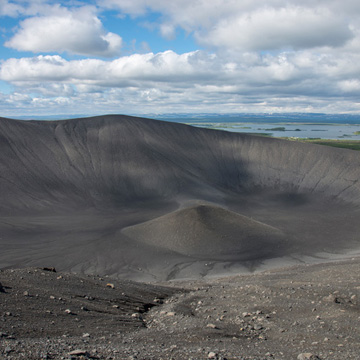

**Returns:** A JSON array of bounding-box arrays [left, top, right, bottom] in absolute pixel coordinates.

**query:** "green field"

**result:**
[[290, 139, 360, 151]]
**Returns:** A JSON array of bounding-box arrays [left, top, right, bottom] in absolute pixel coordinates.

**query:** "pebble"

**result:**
[[297, 353, 320, 360], [208, 351, 217, 359], [323, 294, 339, 303], [68, 349, 90, 356], [42, 267, 56, 272], [206, 323, 217, 329]]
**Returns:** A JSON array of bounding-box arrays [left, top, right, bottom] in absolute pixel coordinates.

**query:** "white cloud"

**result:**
[[6, 91, 32, 104], [0, 0, 67, 18], [1, 0, 360, 115], [159, 23, 176, 40], [1, 48, 360, 115], [98, 0, 358, 51], [4, 1, 360, 54], [338, 79, 360, 93], [199, 7, 353, 51], [0, 55, 71, 82], [0, 51, 219, 85], [0, 0, 23, 17], [5, 6, 122, 57]]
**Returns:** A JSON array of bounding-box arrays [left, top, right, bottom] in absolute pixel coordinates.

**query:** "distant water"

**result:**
[[12, 113, 360, 140], [188, 122, 360, 140], [158, 114, 360, 140]]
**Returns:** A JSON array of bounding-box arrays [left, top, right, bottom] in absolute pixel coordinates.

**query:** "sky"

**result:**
[[1, 0, 360, 118]]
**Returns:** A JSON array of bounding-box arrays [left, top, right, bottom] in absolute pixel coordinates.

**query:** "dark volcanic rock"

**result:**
[[2, 260, 359, 359], [0, 267, 178, 340]]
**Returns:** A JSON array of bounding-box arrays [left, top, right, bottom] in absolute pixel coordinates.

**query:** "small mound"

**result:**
[[122, 204, 288, 260]]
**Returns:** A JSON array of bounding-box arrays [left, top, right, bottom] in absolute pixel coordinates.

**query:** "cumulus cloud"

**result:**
[[0, 51, 219, 85], [5, 6, 122, 57], [1, 0, 360, 115], [199, 7, 353, 51], [1, 49, 360, 109], [98, 0, 359, 53]]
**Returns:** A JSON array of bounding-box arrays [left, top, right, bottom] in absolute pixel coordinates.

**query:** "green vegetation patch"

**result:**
[[300, 139, 360, 151], [265, 127, 286, 131], [247, 132, 273, 137]]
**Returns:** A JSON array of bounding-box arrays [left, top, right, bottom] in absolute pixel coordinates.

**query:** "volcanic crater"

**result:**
[[1, 114, 359, 280]]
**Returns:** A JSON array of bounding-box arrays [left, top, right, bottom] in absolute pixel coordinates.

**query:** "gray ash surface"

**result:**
[[1, 258, 359, 359]]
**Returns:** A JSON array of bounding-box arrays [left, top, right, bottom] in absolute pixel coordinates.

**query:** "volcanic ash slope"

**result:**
[[122, 204, 288, 260], [0, 115, 360, 280]]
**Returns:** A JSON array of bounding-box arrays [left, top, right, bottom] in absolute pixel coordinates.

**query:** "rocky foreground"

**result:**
[[1, 258, 359, 360]]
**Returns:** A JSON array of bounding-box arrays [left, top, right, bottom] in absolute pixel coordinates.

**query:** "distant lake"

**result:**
[[186, 122, 360, 140], [156, 113, 360, 140], [16, 113, 360, 140]]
